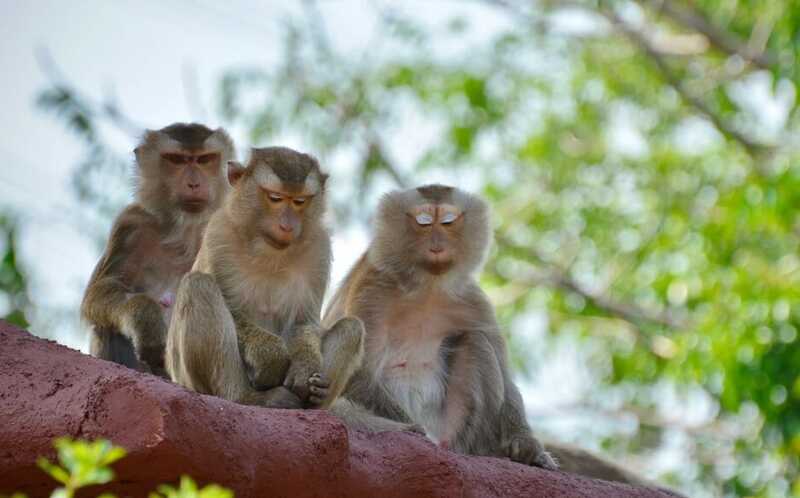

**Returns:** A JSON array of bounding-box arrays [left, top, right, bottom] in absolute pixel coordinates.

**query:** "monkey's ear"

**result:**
[[133, 146, 144, 166], [227, 161, 246, 186], [320, 172, 329, 186]]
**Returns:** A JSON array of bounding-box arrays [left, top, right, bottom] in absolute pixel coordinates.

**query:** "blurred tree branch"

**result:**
[[495, 234, 685, 330], [596, 4, 769, 158], [36, 47, 144, 140], [641, 0, 777, 69]]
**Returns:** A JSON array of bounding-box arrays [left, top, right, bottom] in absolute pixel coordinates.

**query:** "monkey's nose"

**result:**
[[187, 182, 200, 190], [279, 223, 294, 233]]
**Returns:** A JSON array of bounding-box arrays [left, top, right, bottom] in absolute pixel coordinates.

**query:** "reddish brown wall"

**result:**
[[0, 322, 678, 498]]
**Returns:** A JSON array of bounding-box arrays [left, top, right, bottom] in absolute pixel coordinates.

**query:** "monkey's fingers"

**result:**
[[308, 373, 330, 388], [307, 385, 330, 407], [533, 451, 559, 471], [407, 424, 425, 435]]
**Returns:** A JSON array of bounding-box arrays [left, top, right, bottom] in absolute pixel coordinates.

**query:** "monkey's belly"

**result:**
[[382, 361, 448, 441]]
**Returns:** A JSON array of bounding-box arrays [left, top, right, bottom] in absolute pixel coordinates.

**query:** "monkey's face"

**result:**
[[232, 158, 325, 251], [373, 185, 491, 281], [407, 203, 464, 274], [256, 184, 316, 249], [160, 151, 224, 214]]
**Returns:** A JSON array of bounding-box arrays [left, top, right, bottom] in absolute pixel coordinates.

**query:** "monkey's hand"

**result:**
[[124, 294, 168, 374], [504, 434, 558, 470], [283, 359, 325, 405], [242, 339, 291, 390]]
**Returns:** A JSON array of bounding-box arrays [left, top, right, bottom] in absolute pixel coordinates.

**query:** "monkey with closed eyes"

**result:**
[[81, 123, 236, 377], [325, 185, 668, 488], [324, 184, 557, 468]]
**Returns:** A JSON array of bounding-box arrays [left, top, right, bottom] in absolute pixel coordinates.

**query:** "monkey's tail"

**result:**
[[544, 442, 684, 496]]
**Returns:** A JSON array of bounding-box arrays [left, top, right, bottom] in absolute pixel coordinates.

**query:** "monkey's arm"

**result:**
[[438, 331, 503, 449], [231, 312, 291, 390], [282, 321, 326, 403], [283, 259, 330, 404], [460, 287, 557, 469], [491, 337, 558, 469], [81, 209, 167, 371]]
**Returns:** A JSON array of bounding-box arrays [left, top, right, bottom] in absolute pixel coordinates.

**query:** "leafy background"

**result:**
[[2, 1, 799, 497]]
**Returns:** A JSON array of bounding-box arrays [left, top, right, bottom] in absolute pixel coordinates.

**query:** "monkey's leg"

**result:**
[[167, 272, 301, 409], [313, 316, 365, 409]]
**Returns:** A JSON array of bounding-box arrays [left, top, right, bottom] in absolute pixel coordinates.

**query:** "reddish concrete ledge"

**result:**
[[0, 321, 678, 498]]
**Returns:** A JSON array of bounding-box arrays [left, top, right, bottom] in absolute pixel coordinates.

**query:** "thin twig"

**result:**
[[643, 0, 776, 69], [597, 6, 769, 158], [496, 233, 684, 329]]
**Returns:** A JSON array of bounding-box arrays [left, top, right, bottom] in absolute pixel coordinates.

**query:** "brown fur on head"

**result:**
[[369, 184, 491, 283], [225, 146, 328, 252], [134, 123, 236, 221]]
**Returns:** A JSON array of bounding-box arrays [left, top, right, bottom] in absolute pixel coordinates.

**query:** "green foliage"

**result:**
[[6, 438, 232, 498], [37, 438, 126, 498], [0, 214, 30, 328], [150, 477, 233, 498]]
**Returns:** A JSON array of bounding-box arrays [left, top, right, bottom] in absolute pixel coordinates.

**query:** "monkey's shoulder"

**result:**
[[107, 205, 163, 248]]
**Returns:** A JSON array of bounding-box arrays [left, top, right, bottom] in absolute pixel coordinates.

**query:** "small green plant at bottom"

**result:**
[[2, 438, 232, 498]]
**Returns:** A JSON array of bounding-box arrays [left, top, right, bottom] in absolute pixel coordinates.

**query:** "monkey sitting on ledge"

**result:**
[[325, 184, 661, 485], [166, 147, 366, 410], [324, 184, 556, 469], [81, 123, 236, 378]]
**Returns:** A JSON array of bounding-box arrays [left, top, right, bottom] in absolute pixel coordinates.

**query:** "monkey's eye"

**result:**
[[267, 193, 284, 203], [162, 153, 188, 164], [440, 212, 458, 225], [415, 213, 434, 226], [197, 153, 219, 164], [293, 197, 307, 206]]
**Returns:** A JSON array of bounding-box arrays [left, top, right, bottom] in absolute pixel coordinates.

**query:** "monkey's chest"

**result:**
[[234, 273, 313, 335], [133, 258, 188, 324], [370, 311, 455, 440], [379, 338, 448, 440]]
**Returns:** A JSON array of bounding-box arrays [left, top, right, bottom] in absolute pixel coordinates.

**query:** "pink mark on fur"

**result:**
[[392, 361, 408, 369], [159, 292, 175, 309]]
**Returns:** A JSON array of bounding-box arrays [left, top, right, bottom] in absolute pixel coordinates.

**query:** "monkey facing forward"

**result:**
[[166, 147, 365, 409], [81, 123, 236, 377], [325, 184, 667, 486], [324, 184, 557, 468]]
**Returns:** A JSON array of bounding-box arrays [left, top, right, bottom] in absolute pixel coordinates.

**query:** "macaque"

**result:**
[[81, 123, 235, 377], [324, 184, 664, 485], [166, 147, 366, 409], [323, 184, 556, 468]]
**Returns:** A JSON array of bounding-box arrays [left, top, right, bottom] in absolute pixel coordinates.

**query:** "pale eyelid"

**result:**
[[440, 212, 459, 224], [415, 213, 434, 226]]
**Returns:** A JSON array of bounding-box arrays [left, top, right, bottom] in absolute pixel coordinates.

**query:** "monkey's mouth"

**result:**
[[263, 234, 292, 250], [424, 259, 454, 275], [180, 199, 208, 213]]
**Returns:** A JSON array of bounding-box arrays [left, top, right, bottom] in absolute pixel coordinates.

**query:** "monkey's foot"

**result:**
[[307, 373, 331, 407], [506, 436, 559, 470]]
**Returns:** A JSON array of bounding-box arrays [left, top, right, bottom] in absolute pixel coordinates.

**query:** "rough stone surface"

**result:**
[[0, 321, 679, 498]]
